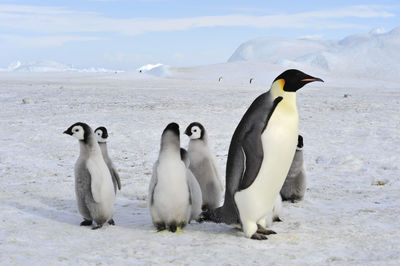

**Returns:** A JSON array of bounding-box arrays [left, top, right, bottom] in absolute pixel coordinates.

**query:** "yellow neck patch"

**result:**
[[278, 79, 285, 92]]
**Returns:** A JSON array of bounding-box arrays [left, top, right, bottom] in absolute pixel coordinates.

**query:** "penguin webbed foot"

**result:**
[[169, 223, 177, 233], [256, 224, 276, 235], [196, 216, 205, 223], [155, 222, 166, 232], [199, 208, 222, 223], [80, 219, 93, 226], [108, 219, 115, 226], [251, 233, 268, 240], [92, 224, 103, 230]]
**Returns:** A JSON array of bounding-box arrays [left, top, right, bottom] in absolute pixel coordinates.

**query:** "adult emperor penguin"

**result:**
[[148, 123, 192, 232], [204, 69, 323, 240], [180, 148, 203, 222], [184, 122, 223, 211], [280, 135, 306, 202], [64, 122, 115, 229], [94, 126, 122, 194]]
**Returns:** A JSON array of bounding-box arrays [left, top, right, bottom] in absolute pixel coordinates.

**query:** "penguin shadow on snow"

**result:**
[[6, 195, 79, 226]]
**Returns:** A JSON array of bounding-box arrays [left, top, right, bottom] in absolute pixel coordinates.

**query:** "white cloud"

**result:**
[[0, 34, 102, 47], [0, 4, 395, 38]]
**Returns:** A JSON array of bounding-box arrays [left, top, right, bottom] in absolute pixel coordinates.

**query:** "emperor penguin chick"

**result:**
[[148, 123, 191, 232], [180, 148, 203, 222], [64, 122, 115, 229], [184, 122, 223, 211], [94, 126, 122, 194], [280, 135, 306, 202]]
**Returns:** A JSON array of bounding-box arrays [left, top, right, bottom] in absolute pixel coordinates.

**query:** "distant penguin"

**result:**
[[148, 123, 192, 232], [218, 76, 223, 82], [250, 78, 254, 84], [184, 122, 223, 211], [94, 126, 121, 194], [204, 69, 323, 239], [64, 122, 115, 229], [180, 148, 203, 222], [280, 135, 306, 202]]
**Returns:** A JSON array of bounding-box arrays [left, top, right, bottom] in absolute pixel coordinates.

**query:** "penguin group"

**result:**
[[64, 123, 120, 229], [63, 69, 322, 239]]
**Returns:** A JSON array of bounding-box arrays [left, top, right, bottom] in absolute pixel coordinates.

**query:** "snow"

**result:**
[[137, 63, 163, 72], [1, 26, 400, 263], [137, 63, 171, 78], [229, 27, 400, 81], [0, 62, 399, 265]]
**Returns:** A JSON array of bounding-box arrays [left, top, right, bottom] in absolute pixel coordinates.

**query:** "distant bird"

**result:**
[[280, 135, 306, 202], [203, 69, 323, 240], [94, 126, 121, 194], [180, 148, 203, 222], [185, 122, 223, 211], [64, 122, 115, 229], [218, 76, 223, 82], [250, 78, 254, 84], [148, 123, 192, 232]]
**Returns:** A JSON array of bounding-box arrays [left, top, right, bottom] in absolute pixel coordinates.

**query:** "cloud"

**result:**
[[0, 4, 395, 38], [0, 34, 102, 47]]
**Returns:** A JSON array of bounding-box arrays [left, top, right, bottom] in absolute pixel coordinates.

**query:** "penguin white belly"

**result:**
[[235, 101, 298, 237], [153, 160, 190, 223], [86, 154, 115, 214]]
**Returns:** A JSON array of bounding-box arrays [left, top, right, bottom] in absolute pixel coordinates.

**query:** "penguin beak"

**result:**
[[184, 128, 191, 136], [301, 77, 324, 83], [63, 128, 73, 135]]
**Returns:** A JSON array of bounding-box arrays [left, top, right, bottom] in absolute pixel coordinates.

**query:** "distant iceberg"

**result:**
[[228, 26, 400, 80], [137, 63, 171, 77]]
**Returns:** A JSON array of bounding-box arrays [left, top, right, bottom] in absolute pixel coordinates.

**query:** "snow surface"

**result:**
[[0, 61, 399, 265]]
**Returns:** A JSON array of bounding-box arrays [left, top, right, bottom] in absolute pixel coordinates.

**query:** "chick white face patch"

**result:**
[[190, 126, 202, 140]]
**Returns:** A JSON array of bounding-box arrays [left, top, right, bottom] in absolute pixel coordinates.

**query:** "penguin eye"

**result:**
[[74, 128, 79, 132]]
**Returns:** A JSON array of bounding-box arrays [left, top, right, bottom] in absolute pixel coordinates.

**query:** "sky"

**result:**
[[0, 0, 399, 70]]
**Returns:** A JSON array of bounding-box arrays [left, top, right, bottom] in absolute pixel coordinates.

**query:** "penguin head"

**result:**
[[161, 122, 180, 149], [273, 69, 323, 92], [297, 135, 304, 150], [94, 126, 108, 143], [64, 122, 91, 142], [185, 122, 205, 140]]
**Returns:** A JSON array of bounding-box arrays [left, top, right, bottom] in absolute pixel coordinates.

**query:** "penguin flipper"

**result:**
[[111, 166, 121, 190], [238, 96, 283, 191], [148, 161, 159, 206]]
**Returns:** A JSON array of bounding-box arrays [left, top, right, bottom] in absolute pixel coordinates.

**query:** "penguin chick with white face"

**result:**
[[203, 69, 323, 240], [184, 122, 223, 212], [280, 135, 306, 202], [148, 123, 191, 232], [180, 148, 203, 222], [94, 126, 122, 194], [64, 122, 115, 229]]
